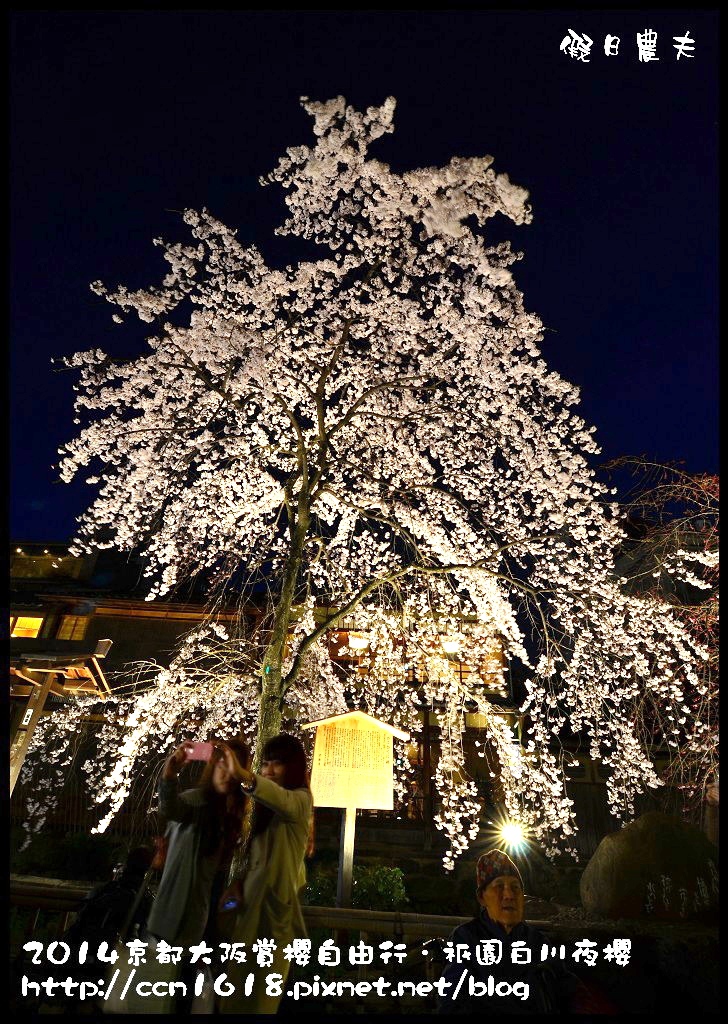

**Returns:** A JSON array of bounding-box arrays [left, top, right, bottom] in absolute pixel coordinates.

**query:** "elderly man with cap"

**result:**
[[438, 849, 578, 1014]]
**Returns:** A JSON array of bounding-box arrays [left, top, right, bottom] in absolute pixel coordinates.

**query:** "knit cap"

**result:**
[[476, 849, 523, 892]]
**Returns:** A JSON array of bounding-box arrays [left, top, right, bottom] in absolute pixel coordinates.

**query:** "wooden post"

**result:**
[[10, 670, 57, 794], [336, 805, 357, 908], [302, 710, 410, 924], [704, 782, 719, 846]]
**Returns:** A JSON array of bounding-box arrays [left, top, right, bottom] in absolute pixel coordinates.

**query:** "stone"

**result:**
[[580, 812, 718, 921]]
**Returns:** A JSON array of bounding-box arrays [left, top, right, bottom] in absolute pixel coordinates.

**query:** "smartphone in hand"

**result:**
[[184, 741, 214, 762]]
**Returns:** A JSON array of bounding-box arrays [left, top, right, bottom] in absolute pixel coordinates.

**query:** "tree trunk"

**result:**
[[254, 503, 310, 754], [228, 502, 310, 882], [227, 676, 285, 881], [256, 673, 284, 766]]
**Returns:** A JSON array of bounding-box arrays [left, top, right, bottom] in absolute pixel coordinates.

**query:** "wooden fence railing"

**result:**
[[11, 873, 577, 966], [10, 875, 93, 953], [10, 874, 473, 952]]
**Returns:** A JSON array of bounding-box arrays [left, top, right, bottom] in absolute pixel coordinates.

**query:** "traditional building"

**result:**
[[11, 538, 684, 858]]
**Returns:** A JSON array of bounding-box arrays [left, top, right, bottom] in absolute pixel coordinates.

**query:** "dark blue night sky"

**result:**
[[10, 11, 718, 542]]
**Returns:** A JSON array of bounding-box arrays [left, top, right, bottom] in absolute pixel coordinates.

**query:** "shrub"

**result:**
[[304, 863, 408, 910]]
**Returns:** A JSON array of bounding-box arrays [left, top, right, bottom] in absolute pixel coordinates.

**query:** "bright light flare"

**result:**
[[499, 821, 526, 849]]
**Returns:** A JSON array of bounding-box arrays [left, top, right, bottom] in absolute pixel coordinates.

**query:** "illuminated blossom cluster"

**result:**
[[605, 461, 719, 816], [20, 97, 709, 867]]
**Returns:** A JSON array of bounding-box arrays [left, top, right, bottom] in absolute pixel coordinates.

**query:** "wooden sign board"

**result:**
[[304, 710, 409, 810]]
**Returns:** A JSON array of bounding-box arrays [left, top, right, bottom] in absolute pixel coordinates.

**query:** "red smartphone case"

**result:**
[[185, 741, 214, 762]]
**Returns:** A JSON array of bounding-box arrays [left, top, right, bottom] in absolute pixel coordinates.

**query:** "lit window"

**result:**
[[10, 616, 44, 638], [57, 615, 89, 641]]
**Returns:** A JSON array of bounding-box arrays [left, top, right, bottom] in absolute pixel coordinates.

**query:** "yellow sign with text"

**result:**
[[304, 710, 409, 810]]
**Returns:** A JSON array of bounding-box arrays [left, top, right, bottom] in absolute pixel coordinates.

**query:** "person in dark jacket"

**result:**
[[146, 737, 250, 948], [138, 737, 250, 1013], [65, 844, 155, 954], [43, 846, 155, 1013], [438, 849, 577, 1014]]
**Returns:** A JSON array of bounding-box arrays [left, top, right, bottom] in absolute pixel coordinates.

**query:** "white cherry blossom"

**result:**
[[19, 97, 708, 867]]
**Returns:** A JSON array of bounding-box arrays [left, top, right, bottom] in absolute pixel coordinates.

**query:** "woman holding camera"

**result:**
[[146, 738, 250, 950], [216, 733, 314, 1015], [103, 739, 250, 1014]]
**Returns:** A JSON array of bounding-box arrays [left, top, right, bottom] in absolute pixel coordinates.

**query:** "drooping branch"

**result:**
[[27, 96, 707, 870]]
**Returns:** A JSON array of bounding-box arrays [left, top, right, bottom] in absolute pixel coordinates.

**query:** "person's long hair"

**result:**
[[251, 733, 315, 855], [198, 737, 250, 861]]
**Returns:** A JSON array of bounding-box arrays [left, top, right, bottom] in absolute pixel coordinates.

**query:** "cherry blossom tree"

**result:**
[[20, 97, 709, 867], [606, 458, 719, 819]]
